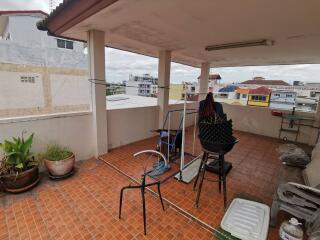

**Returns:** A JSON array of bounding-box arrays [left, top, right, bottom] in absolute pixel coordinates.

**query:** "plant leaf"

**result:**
[[15, 163, 23, 169]]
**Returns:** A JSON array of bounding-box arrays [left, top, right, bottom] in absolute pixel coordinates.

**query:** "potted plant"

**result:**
[[41, 144, 75, 178], [0, 133, 39, 193]]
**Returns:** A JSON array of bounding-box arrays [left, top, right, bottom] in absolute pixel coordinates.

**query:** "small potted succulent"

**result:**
[[42, 144, 75, 178], [0, 133, 39, 193]]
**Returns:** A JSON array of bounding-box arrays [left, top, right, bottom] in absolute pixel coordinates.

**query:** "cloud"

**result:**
[[0, 0, 51, 13]]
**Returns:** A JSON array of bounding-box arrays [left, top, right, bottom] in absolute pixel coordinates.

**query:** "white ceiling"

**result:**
[[61, 0, 320, 67]]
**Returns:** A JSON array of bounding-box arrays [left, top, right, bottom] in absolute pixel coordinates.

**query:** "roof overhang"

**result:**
[[38, 0, 320, 68]]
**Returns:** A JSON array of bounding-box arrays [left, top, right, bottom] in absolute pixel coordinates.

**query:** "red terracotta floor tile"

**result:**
[[100, 128, 304, 240]]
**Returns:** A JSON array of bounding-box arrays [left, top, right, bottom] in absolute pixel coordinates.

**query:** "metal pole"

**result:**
[[167, 112, 171, 161], [180, 89, 187, 177], [192, 113, 197, 156]]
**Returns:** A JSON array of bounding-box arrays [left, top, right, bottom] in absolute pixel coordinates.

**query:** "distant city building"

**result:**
[[235, 88, 250, 105], [310, 90, 320, 99], [295, 97, 318, 112], [182, 82, 198, 100], [247, 86, 271, 107], [293, 81, 304, 86], [269, 90, 297, 110], [106, 83, 125, 96], [169, 84, 184, 100], [125, 74, 158, 97], [213, 85, 238, 104], [305, 82, 320, 88]]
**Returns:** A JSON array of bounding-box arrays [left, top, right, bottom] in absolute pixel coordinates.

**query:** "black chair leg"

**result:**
[[193, 153, 205, 191], [141, 185, 147, 235], [195, 152, 207, 208], [221, 155, 227, 210], [218, 156, 222, 193], [157, 182, 165, 211], [119, 187, 125, 219]]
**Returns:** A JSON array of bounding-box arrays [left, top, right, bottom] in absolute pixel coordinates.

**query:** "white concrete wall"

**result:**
[[0, 71, 44, 109], [0, 112, 95, 160], [107, 106, 159, 149], [0, 103, 317, 162], [51, 74, 90, 106], [125, 81, 139, 95], [9, 16, 84, 53], [0, 16, 86, 69], [223, 103, 318, 145], [107, 102, 198, 149]]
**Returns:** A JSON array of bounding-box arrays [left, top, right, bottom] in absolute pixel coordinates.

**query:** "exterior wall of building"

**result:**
[[125, 80, 139, 95], [8, 15, 84, 52], [169, 84, 184, 100], [0, 15, 89, 118], [247, 94, 270, 107], [0, 63, 89, 118], [269, 91, 296, 110]]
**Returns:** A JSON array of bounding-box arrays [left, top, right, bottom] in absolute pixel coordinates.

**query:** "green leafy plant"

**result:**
[[41, 144, 72, 161], [0, 133, 38, 174]]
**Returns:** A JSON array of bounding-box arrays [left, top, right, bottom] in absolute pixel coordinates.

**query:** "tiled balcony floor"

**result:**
[[0, 129, 305, 239], [0, 159, 213, 240], [100, 128, 299, 239]]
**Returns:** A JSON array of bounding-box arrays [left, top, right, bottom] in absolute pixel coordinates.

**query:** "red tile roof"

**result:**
[[240, 79, 290, 86], [249, 86, 272, 95]]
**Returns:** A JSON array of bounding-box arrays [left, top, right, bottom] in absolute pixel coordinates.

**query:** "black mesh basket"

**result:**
[[198, 117, 237, 154]]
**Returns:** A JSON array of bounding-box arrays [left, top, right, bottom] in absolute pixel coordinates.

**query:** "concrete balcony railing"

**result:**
[[0, 102, 318, 160]]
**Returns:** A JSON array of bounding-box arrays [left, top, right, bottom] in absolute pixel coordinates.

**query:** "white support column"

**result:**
[[87, 30, 108, 156], [157, 50, 171, 128], [198, 62, 210, 101]]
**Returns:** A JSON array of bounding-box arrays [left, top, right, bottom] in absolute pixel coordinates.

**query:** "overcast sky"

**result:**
[[2, 0, 320, 84]]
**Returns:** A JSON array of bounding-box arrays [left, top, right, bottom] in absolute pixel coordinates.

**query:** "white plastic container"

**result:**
[[220, 198, 270, 240], [279, 218, 303, 240]]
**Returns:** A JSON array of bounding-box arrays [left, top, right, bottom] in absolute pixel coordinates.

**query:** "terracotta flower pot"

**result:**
[[1, 166, 39, 193], [44, 154, 75, 176]]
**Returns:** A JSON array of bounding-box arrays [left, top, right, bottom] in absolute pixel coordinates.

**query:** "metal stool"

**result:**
[[193, 149, 228, 210]]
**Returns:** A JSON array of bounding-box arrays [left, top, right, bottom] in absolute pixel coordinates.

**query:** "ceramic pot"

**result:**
[[44, 154, 75, 176]]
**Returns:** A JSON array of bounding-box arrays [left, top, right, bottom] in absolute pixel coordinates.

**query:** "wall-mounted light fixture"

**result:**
[[205, 39, 274, 51]]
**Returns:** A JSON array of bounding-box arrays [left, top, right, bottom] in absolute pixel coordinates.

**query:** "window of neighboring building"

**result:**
[[274, 93, 280, 97], [57, 39, 74, 49], [242, 94, 247, 98], [251, 95, 266, 101], [20, 76, 35, 83], [66, 41, 74, 49], [286, 94, 293, 98]]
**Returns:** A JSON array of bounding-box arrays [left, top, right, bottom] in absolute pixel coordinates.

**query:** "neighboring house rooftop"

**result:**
[[218, 85, 237, 93], [249, 86, 272, 95], [107, 94, 184, 109], [240, 79, 290, 86], [236, 87, 250, 94]]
